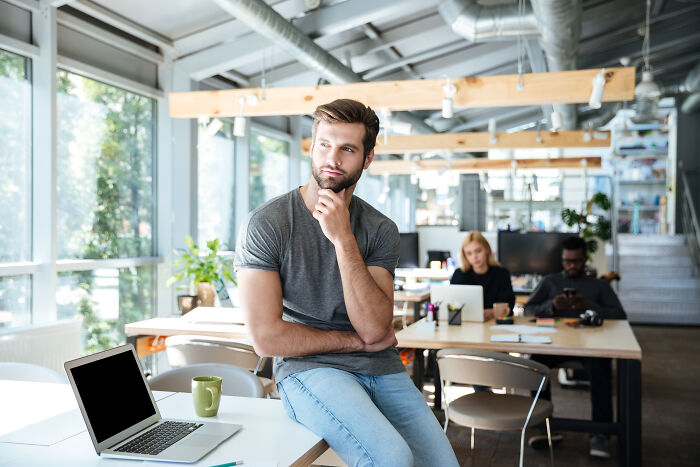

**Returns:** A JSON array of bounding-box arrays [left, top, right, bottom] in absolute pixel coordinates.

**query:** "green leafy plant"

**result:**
[[561, 192, 612, 260], [167, 236, 236, 290]]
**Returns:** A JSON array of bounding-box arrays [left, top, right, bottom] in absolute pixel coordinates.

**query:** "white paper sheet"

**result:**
[[490, 325, 557, 334]]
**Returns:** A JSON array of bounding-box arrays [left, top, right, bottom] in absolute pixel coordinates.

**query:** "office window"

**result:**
[[56, 266, 155, 353], [0, 275, 31, 329], [56, 71, 156, 351], [0, 49, 31, 263], [198, 120, 236, 249], [300, 152, 311, 186], [56, 70, 156, 260], [249, 130, 289, 211]]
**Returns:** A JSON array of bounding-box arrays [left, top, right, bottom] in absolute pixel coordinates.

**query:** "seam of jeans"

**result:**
[[288, 374, 376, 465], [277, 380, 298, 421]]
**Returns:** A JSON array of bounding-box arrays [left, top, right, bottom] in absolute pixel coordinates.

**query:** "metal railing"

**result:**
[[680, 170, 700, 276]]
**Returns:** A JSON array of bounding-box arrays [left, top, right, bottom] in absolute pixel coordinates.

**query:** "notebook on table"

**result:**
[[64, 344, 241, 463]]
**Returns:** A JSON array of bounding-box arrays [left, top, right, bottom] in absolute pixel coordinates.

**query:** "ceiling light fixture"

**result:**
[[442, 77, 456, 119], [550, 107, 562, 131], [233, 94, 259, 137], [635, 0, 661, 101], [206, 118, 223, 136], [589, 68, 607, 109], [488, 118, 498, 144]]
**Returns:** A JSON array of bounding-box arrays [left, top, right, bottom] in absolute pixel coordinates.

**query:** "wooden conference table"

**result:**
[[0, 379, 327, 467], [396, 317, 642, 467]]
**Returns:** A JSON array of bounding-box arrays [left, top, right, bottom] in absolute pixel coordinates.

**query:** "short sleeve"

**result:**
[[364, 220, 400, 275], [234, 210, 284, 271]]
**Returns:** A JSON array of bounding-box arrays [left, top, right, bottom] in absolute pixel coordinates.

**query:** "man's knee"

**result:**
[[365, 436, 413, 467]]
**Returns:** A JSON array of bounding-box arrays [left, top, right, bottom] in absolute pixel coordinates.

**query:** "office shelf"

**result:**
[[618, 179, 666, 185], [618, 205, 661, 211]]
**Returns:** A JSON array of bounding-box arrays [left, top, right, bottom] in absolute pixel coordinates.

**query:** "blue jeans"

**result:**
[[277, 367, 458, 467]]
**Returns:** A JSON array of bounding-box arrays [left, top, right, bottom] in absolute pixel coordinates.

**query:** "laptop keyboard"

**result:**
[[115, 421, 203, 455]]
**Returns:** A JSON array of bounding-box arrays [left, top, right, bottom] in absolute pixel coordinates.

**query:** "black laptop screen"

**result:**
[[70, 349, 156, 443]]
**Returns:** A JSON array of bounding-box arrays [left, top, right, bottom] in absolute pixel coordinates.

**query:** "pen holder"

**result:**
[[447, 303, 463, 325]]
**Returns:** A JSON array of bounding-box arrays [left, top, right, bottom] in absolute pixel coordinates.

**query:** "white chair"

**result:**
[[436, 349, 554, 467], [148, 363, 264, 398], [164, 335, 275, 396], [0, 362, 66, 383]]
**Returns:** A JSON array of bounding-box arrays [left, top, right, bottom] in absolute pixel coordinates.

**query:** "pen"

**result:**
[[209, 461, 243, 467]]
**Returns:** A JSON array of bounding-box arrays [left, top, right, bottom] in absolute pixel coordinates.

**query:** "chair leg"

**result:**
[[546, 417, 555, 467], [470, 427, 475, 450]]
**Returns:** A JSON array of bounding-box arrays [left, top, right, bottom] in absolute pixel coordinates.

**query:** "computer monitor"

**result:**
[[398, 233, 419, 268], [497, 231, 572, 276]]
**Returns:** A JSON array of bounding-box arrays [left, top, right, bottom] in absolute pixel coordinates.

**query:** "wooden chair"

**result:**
[[437, 349, 554, 467]]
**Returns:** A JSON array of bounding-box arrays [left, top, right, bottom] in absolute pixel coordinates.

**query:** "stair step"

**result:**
[[622, 299, 700, 325], [619, 266, 694, 280], [618, 245, 687, 256], [617, 234, 685, 246], [617, 255, 692, 267], [617, 277, 700, 289], [619, 287, 700, 302]]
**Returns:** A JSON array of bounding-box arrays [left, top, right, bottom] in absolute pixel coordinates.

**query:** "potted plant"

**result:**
[[167, 236, 236, 309], [561, 192, 612, 275]]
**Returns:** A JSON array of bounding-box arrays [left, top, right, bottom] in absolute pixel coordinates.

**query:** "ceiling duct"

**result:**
[[438, 0, 539, 42], [439, 0, 582, 130], [210, 0, 434, 133], [530, 0, 583, 130], [681, 61, 700, 114]]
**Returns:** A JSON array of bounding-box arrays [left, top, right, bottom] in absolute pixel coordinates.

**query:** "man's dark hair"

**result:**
[[562, 235, 587, 253], [312, 99, 380, 160]]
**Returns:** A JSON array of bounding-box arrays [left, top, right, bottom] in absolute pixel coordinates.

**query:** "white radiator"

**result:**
[[0, 318, 83, 374]]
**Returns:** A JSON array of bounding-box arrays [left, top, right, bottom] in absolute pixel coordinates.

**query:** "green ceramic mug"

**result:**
[[192, 376, 222, 417]]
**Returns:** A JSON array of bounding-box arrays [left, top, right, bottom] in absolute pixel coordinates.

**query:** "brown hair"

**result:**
[[312, 99, 380, 160], [459, 231, 500, 272]]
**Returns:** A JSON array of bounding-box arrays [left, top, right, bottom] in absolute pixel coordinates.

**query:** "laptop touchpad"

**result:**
[[186, 434, 219, 447]]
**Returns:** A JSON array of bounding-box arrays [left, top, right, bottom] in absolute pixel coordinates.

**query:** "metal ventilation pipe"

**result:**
[[530, 0, 583, 130], [210, 0, 435, 133], [681, 61, 700, 114], [438, 0, 539, 42]]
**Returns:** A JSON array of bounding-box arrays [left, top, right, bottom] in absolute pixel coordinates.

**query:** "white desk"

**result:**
[[0, 380, 327, 467]]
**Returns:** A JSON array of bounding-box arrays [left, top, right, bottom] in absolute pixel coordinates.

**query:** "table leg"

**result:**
[[617, 358, 641, 467], [429, 350, 442, 410], [412, 348, 425, 391], [413, 302, 422, 322]]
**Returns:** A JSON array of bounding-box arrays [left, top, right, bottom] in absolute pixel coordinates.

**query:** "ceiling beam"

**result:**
[[169, 67, 635, 118], [68, 0, 174, 51], [301, 130, 610, 155], [368, 156, 602, 175]]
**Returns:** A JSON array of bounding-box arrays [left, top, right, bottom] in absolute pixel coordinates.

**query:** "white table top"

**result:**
[[0, 380, 327, 467]]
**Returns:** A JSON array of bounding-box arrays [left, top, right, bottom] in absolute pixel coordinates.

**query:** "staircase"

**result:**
[[612, 234, 700, 325]]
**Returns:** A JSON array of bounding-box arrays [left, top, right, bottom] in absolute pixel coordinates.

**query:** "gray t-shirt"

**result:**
[[235, 188, 405, 382]]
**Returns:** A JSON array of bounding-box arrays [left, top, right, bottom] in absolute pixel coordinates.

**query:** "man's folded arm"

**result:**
[[237, 268, 394, 357]]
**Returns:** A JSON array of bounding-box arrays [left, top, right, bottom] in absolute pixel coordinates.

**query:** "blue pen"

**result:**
[[209, 461, 243, 467]]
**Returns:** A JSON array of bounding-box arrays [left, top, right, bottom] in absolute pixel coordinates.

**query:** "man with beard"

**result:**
[[235, 99, 458, 467], [525, 235, 625, 459]]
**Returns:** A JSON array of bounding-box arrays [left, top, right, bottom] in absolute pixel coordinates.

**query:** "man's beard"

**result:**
[[312, 162, 364, 193]]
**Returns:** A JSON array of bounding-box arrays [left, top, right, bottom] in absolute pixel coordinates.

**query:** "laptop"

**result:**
[[431, 284, 485, 323], [64, 344, 241, 463]]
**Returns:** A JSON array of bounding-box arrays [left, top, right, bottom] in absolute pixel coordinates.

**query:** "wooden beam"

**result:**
[[169, 67, 635, 118], [368, 156, 601, 175], [301, 129, 610, 154]]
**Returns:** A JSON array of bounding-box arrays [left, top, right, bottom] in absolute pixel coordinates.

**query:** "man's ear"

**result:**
[[363, 149, 375, 170]]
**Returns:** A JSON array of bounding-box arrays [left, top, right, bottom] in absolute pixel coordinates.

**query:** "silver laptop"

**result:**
[[64, 344, 241, 463], [431, 284, 485, 323]]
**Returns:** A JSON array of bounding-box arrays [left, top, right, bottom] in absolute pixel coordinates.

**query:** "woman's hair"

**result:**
[[459, 231, 500, 272]]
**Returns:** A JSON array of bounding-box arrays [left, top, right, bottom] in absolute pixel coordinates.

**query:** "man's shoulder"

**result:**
[[246, 190, 297, 224], [352, 195, 397, 229]]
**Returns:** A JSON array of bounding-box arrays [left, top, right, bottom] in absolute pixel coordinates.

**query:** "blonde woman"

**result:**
[[450, 231, 515, 320]]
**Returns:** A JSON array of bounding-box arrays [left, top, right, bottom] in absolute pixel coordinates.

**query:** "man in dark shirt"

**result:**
[[525, 236, 626, 459]]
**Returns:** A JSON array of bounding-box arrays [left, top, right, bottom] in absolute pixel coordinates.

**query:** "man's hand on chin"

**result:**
[[313, 188, 353, 246]]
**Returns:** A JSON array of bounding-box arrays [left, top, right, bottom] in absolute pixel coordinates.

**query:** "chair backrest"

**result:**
[[148, 363, 264, 398], [164, 335, 263, 372], [0, 362, 67, 383], [437, 349, 550, 391]]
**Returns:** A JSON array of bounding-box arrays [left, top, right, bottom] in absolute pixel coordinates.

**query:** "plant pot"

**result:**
[[197, 282, 216, 307], [177, 295, 199, 315]]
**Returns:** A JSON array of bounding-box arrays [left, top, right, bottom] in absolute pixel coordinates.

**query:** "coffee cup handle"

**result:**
[[206, 386, 219, 411]]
